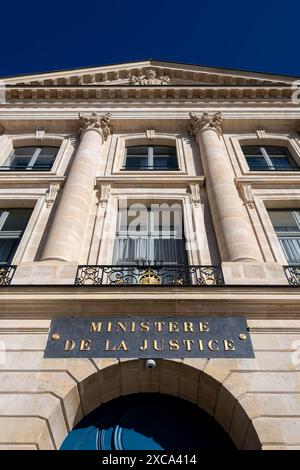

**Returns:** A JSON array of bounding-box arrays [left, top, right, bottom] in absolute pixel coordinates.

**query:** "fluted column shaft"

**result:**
[[41, 113, 112, 262], [190, 112, 261, 262]]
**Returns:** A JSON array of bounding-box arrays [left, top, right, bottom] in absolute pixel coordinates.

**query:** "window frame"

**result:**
[[229, 133, 300, 176], [0, 208, 33, 265], [123, 145, 179, 171], [242, 145, 297, 172], [268, 208, 300, 265], [0, 134, 73, 176], [114, 205, 186, 266], [92, 192, 212, 267], [109, 134, 189, 176], [2, 146, 59, 172]]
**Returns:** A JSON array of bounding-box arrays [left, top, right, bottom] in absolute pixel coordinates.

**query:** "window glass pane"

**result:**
[[4, 147, 58, 170], [269, 210, 300, 233], [1, 209, 32, 231], [9, 156, 32, 169], [8, 147, 36, 169], [264, 146, 288, 156], [114, 207, 186, 265], [0, 209, 32, 264], [125, 146, 177, 170], [243, 145, 296, 171], [0, 239, 18, 264], [13, 147, 36, 157], [34, 148, 58, 169], [153, 146, 176, 156], [246, 157, 268, 169], [125, 156, 149, 169], [242, 146, 263, 156], [154, 238, 187, 264], [279, 238, 300, 264], [270, 157, 292, 169], [153, 157, 177, 169], [126, 146, 149, 156]]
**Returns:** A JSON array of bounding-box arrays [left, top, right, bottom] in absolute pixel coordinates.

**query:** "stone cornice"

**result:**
[[2, 85, 294, 103], [5, 63, 292, 87], [78, 112, 112, 140]]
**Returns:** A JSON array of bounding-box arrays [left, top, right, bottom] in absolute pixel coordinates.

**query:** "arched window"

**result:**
[[242, 145, 298, 171], [124, 145, 178, 171], [1, 146, 59, 171]]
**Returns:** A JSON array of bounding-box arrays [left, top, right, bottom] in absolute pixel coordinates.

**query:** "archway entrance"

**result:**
[[60, 393, 236, 450]]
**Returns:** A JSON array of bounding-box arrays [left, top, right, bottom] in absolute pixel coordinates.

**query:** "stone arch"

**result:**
[[40, 358, 261, 450]]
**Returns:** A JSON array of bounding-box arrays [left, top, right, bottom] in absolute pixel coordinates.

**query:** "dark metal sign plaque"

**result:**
[[44, 317, 254, 358]]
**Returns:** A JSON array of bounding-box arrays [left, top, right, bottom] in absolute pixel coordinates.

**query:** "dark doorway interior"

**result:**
[[61, 393, 236, 450]]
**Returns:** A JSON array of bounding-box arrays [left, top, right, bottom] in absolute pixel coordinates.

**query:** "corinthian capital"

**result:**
[[189, 112, 223, 138], [78, 112, 112, 140]]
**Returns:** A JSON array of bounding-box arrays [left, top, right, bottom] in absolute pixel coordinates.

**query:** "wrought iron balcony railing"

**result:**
[[75, 262, 224, 286], [0, 265, 16, 285], [284, 265, 300, 285]]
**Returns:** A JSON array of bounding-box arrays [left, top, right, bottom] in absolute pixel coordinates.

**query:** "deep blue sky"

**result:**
[[1, 0, 299, 78]]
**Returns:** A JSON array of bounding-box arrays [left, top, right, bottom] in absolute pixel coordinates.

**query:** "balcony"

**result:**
[[0, 265, 16, 285], [284, 266, 300, 285], [75, 262, 224, 286]]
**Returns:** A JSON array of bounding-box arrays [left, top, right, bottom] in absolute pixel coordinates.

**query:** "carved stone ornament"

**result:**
[[238, 183, 255, 209], [189, 112, 223, 138], [129, 69, 170, 85], [189, 183, 201, 207], [78, 112, 112, 141], [97, 184, 111, 207], [35, 130, 45, 140], [255, 128, 266, 139], [46, 183, 60, 208], [146, 129, 155, 139]]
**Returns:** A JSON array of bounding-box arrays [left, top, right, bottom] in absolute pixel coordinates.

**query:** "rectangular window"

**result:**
[[242, 146, 297, 171], [114, 205, 187, 265], [2, 147, 58, 171], [0, 209, 32, 264], [269, 209, 300, 264], [124, 146, 178, 171]]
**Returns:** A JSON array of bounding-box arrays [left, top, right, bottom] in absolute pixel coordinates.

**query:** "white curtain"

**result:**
[[114, 237, 187, 265]]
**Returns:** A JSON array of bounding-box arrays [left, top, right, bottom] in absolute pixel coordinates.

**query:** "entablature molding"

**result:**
[[2, 285, 300, 317], [95, 176, 205, 189], [2, 85, 294, 103], [1, 113, 300, 135]]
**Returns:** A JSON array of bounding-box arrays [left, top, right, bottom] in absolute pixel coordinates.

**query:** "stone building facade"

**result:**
[[0, 60, 300, 449]]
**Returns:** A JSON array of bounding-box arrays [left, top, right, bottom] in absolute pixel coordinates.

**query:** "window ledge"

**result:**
[[0, 174, 65, 187], [235, 174, 300, 186], [96, 176, 205, 188]]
